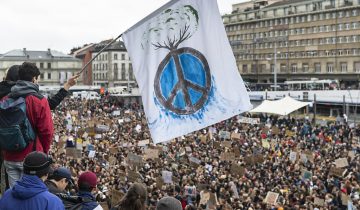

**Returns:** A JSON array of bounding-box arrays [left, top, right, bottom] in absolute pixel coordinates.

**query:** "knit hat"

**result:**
[[78, 171, 97, 188], [23, 151, 52, 177], [5, 65, 20, 82], [156, 197, 182, 210]]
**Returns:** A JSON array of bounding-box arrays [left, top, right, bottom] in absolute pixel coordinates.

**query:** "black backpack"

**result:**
[[56, 193, 94, 210], [0, 97, 36, 151]]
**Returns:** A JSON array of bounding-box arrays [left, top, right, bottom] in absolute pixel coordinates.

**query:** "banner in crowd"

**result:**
[[237, 117, 260, 124], [123, 0, 251, 143]]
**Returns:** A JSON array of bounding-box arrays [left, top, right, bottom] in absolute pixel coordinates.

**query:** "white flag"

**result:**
[[123, 0, 251, 143]]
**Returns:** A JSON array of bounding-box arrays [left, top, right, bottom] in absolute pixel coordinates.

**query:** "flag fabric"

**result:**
[[123, 0, 252, 143]]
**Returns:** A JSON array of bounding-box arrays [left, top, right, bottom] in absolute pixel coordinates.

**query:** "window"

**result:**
[[302, 63, 309, 72], [114, 63, 118, 70], [105, 54, 107, 60], [315, 63, 321, 73], [242, 64, 248, 73], [271, 64, 275, 73], [327, 63, 334, 73], [47, 73, 51, 79], [40, 63, 44, 69], [114, 54, 118, 60], [121, 64, 126, 80], [354, 62, 360, 72], [121, 54, 125, 60], [280, 64, 286, 72], [129, 64, 133, 80], [341, 62, 347, 72], [40, 73, 44, 79], [291, 64, 297, 73], [353, 22, 358, 29], [47, 63, 51, 69]]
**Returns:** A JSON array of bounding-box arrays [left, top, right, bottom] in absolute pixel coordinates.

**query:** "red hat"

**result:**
[[78, 171, 97, 188]]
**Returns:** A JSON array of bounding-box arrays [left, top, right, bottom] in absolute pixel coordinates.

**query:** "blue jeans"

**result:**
[[4, 161, 23, 188]]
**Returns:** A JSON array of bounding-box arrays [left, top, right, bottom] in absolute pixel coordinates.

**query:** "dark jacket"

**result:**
[[0, 80, 68, 110], [3, 81, 54, 161], [0, 174, 64, 210], [45, 180, 64, 194], [78, 191, 100, 210]]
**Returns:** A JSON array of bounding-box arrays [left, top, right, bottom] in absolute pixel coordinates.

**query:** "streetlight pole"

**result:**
[[274, 43, 277, 91]]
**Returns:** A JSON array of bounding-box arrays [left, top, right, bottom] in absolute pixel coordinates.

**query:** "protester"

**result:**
[[4, 95, 357, 209], [45, 167, 73, 194], [0, 64, 78, 191], [116, 183, 147, 210], [156, 197, 182, 210], [77, 171, 103, 210], [0, 151, 64, 210], [2, 62, 54, 187]]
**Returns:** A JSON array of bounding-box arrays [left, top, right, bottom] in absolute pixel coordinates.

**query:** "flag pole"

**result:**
[[77, 33, 123, 75]]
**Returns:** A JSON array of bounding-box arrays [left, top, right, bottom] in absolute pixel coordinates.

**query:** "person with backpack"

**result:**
[[0, 62, 55, 187], [0, 151, 64, 210]]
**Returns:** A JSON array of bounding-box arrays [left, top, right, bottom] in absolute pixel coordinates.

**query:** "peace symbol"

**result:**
[[154, 47, 211, 115]]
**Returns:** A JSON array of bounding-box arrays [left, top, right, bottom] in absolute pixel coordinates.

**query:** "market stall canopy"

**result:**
[[249, 96, 312, 116]]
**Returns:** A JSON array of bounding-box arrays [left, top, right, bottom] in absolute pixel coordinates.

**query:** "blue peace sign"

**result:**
[[154, 47, 211, 115]]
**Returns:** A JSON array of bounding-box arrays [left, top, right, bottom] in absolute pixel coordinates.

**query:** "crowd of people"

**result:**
[[0, 62, 359, 210]]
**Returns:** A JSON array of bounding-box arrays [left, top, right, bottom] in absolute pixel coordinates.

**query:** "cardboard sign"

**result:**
[[314, 197, 325, 206], [289, 151, 297, 163], [200, 192, 210, 205], [213, 142, 221, 149], [219, 131, 230, 139], [234, 148, 241, 157], [271, 127, 280, 135], [127, 153, 143, 168], [231, 132, 241, 140], [109, 156, 117, 165], [162, 171, 173, 184], [111, 189, 124, 207], [285, 130, 295, 137], [341, 193, 349, 206], [264, 192, 279, 205], [88, 150, 96, 158], [127, 170, 141, 182], [220, 152, 235, 161], [66, 148, 82, 159], [231, 163, 245, 176], [138, 139, 150, 147], [262, 140, 270, 149], [109, 147, 118, 154], [237, 117, 260, 124], [222, 141, 232, 148], [87, 120, 95, 127], [348, 151, 355, 160], [144, 149, 159, 160], [334, 158, 349, 168], [329, 167, 345, 177], [244, 154, 264, 165], [156, 177, 164, 189]]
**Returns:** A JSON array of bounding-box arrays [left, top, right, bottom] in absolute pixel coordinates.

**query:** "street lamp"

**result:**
[[266, 48, 281, 91]]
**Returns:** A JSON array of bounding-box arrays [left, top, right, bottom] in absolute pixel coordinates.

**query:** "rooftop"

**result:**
[[0, 48, 79, 61]]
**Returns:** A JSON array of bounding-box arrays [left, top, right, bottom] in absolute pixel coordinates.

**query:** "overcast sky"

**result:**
[[0, 0, 246, 54]]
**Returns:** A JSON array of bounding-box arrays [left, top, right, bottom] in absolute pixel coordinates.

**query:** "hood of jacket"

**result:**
[[11, 174, 48, 200], [8, 80, 39, 99], [0, 80, 15, 99]]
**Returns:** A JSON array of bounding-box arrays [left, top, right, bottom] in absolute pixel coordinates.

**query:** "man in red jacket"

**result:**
[[2, 62, 54, 187]]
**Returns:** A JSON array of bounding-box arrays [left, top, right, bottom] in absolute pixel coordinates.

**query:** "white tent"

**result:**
[[249, 96, 312, 116]]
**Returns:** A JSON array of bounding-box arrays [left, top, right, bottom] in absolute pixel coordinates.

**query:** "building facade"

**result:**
[[73, 44, 95, 86], [223, 0, 360, 88], [0, 48, 82, 86], [91, 40, 136, 88]]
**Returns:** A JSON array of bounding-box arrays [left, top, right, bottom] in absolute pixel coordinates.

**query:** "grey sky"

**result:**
[[0, 0, 246, 54]]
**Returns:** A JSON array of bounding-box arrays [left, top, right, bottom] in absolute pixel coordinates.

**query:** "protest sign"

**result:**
[[109, 156, 117, 165], [156, 177, 164, 189], [138, 139, 150, 147], [111, 189, 124, 207], [219, 131, 231, 139], [329, 167, 345, 177], [127, 153, 143, 168], [302, 170, 312, 180], [271, 127, 280, 135], [222, 141, 232, 148], [144, 149, 159, 160], [264, 192, 279, 205], [185, 146, 192, 152], [200, 192, 210, 205], [109, 147, 118, 154], [213, 142, 221, 149], [112, 110, 120, 116], [334, 158, 349, 168], [314, 197, 325, 206], [88, 150, 96, 158], [231, 132, 241, 140], [285, 130, 295, 137], [231, 163, 245, 176], [262, 140, 270, 149], [341, 193, 349, 206], [66, 148, 82, 159], [189, 157, 201, 165], [234, 148, 241, 157], [348, 151, 355, 160], [162, 171, 173, 184], [237, 117, 260, 124], [220, 152, 235, 162], [76, 139, 83, 150], [289, 151, 297, 163]]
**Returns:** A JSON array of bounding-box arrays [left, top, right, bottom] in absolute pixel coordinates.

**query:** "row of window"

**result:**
[[241, 62, 360, 73], [93, 69, 134, 81], [237, 49, 360, 60], [95, 53, 127, 61], [93, 63, 132, 71], [228, 22, 360, 42], [226, 8, 360, 31]]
